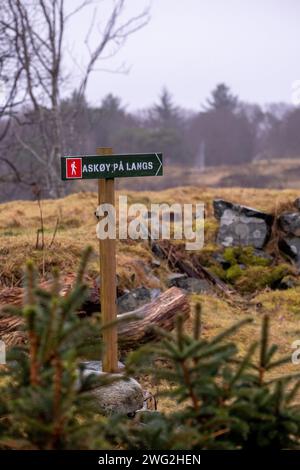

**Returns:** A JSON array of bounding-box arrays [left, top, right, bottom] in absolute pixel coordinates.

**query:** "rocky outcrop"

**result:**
[[79, 361, 144, 416], [213, 199, 274, 249], [213, 197, 300, 269], [278, 213, 300, 237]]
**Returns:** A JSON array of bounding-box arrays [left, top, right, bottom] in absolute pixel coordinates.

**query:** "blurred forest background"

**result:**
[[3, 81, 300, 201], [0, 0, 300, 201]]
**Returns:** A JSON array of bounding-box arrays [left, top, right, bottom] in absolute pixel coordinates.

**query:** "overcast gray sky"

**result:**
[[68, 0, 300, 111]]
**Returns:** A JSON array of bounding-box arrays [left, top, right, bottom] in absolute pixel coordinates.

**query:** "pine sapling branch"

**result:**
[[176, 313, 200, 413], [51, 353, 63, 448], [25, 260, 36, 305], [25, 306, 40, 386], [259, 315, 269, 385], [193, 303, 202, 341]]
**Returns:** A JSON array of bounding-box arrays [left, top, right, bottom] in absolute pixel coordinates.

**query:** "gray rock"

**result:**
[[149, 288, 161, 300], [252, 249, 273, 264], [167, 272, 210, 292], [279, 237, 300, 266], [177, 277, 211, 293], [278, 213, 300, 236], [80, 360, 125, 373], [213, 199, 274, 224], [117, 291, 139, 313], [211, 253, 231, 270], [213, 199, 273, 249], [167, 272, 188, 287], [167, 272, 211, 293], [92, 378, 144, 416], [151, 258, 161, 268], [238, 264, 246, 270], [278, 275, 296, 290], [79, 361, 144, 415], [117, 287, 161, 314], [151, 243, 166, 259], [217, 211, 270, 249]]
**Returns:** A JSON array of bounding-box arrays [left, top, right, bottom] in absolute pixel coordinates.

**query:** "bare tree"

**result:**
[[0, 0, 149, 197]]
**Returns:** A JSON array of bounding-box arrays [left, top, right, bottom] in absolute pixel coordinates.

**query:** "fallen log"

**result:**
[[117, 286, 190, 348], [0, 277, 78, 347], [0, 286, 190, 349]]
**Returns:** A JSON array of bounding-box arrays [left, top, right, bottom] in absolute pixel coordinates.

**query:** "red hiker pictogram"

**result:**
[[66, 157, 82, 179]]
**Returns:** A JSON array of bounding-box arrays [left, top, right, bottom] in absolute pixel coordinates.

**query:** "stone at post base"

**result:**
[[80, 361, 144, 416]]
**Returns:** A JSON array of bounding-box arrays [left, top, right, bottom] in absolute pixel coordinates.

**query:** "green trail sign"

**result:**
[[61, 153, 163, 180], [61, 147, 163, 373]]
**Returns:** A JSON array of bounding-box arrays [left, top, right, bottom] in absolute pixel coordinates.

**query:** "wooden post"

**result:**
[[96, 147, 118, 373]]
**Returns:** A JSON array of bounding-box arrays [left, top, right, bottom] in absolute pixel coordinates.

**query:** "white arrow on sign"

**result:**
[[155, 153, 163, 176]]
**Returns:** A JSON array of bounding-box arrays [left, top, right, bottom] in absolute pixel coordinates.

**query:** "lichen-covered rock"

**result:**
[[213, 199, 274, 224], [213, 199, 273, 249], [79, 361, 144, 415], [278, 213, 300, 236], [92, 377, 144, 416]]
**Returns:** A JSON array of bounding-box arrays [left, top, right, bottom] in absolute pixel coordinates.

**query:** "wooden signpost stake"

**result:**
[[60, 150, 163, 375], [96, 147, 118, 373]]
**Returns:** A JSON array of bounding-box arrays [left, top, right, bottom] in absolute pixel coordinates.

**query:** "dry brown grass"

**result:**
[[1, 185, 297, 286], [1, 185, 299, 289], [140, 290, 300, 412], [1, 186, 300, 410]]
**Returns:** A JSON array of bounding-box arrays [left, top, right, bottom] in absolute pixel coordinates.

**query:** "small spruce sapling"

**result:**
[[0, 247, 112, 450], [120, 305, 300, 449]]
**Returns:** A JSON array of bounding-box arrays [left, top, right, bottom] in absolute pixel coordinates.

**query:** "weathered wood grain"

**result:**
[[0, 286, 190, 349]]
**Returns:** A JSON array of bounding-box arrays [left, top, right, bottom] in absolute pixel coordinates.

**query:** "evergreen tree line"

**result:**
[[1, 83, 300, 200]]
